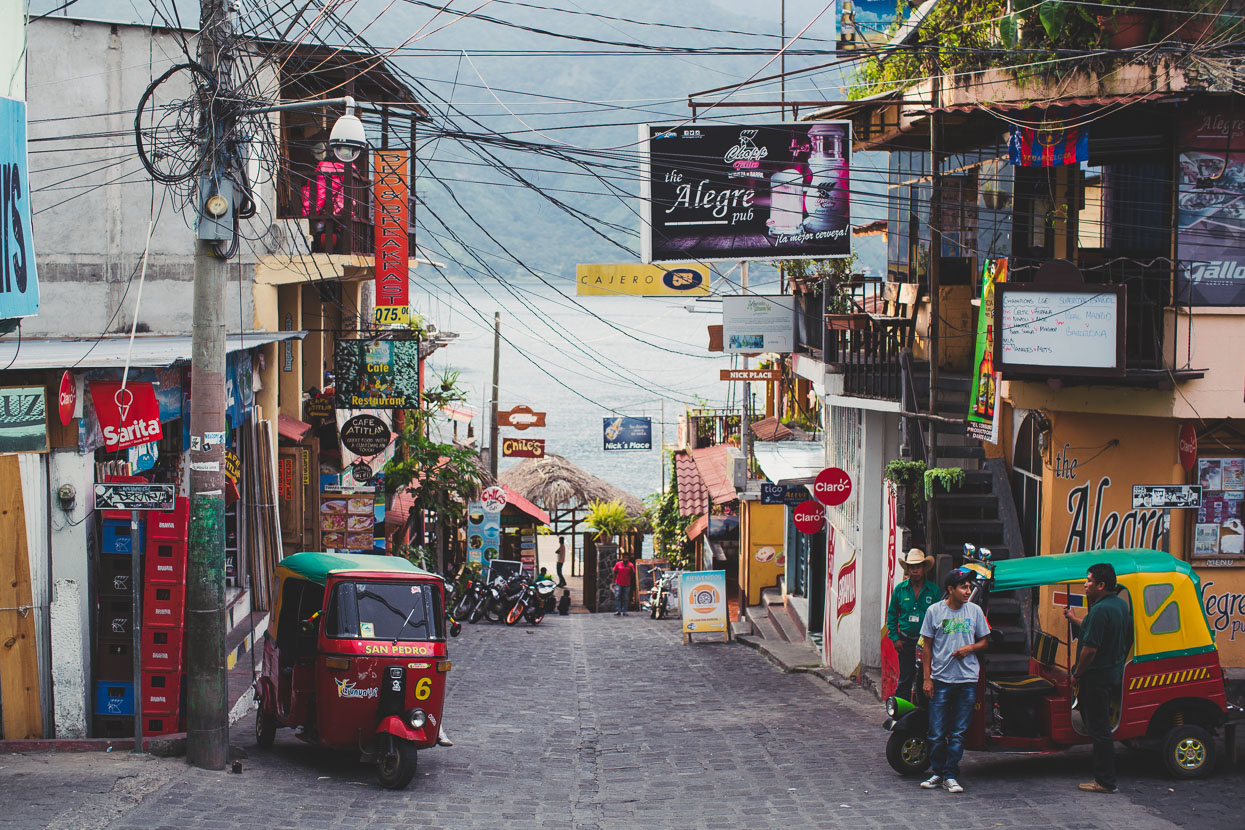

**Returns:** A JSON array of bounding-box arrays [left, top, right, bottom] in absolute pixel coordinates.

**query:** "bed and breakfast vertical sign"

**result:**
[[373, 150, 410, 327]]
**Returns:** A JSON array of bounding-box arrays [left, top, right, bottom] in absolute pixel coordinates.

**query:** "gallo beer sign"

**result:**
[[813, 467, 853, 506], [90, 381, 162, 452]]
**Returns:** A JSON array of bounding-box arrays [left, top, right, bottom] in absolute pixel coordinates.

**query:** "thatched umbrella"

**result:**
[[499, 453, 645, 517]]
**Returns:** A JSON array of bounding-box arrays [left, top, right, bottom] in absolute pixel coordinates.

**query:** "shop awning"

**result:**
[[686, 514, 709, 541], [753, 440, 824, 485], [0, 331, 306, 371], [501, 484, 549, 525], [385, 490, 415, 533], [691, 444, 737, 505], [277, 414, 314, 442]]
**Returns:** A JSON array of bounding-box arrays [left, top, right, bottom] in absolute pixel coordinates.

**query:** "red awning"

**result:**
[[501, 485, 550, 525], [686, 514, 709, 541], [277, 414, 314, 442]]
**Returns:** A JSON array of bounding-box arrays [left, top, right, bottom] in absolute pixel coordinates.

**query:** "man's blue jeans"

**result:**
[[928, 680, 976, 779]]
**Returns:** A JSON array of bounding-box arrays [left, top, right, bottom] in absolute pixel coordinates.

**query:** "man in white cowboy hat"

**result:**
[[886, 547, 939, 702]]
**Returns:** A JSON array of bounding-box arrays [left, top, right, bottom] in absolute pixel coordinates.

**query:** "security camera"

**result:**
[[329, 99, 366, 163]]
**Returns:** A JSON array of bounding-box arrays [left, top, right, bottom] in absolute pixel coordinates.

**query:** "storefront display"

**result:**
[[320, 485, 377, 551]]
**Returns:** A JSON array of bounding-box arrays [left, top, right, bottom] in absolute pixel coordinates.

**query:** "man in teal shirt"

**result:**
[[886, 548, 939, 701], [1064, 562, 1132, 794]]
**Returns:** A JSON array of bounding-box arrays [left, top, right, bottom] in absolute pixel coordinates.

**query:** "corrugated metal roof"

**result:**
[[753, 440, 824, 485], [0, 331, 306, 371], [908, 93, 1186, 116]]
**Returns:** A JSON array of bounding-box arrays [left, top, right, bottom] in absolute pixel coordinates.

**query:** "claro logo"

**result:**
[[662, 268, 703, 291]]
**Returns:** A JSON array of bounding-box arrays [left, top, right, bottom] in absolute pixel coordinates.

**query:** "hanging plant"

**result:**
[[924, 466, 966, 500]]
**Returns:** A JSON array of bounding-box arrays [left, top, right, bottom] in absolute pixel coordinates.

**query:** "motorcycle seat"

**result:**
[[987, 675, 1056, 697]]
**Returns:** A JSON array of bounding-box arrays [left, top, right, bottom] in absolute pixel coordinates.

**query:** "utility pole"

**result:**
[[186, 0, 230, 771], [741, 261, 751, 478], [489, 311, 501, 479], [925, 65, 942, 541], [660, 398, 665, 495]]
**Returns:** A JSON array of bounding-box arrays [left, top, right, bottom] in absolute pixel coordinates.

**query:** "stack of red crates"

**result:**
[[141, 497, 188, 736]]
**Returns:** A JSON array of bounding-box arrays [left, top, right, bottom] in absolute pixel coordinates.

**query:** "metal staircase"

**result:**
[[901, 356, 1032, 676]]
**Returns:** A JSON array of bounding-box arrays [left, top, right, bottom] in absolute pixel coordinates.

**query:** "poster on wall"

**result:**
[[1194, 457, 1245, 562], [967, 259, 1006, 442], [333, 339, 421, 409], [466, 500, 501, 568], [319, 486, 376, 551], [1177, 99, 1245, 306], [640, 122, 852, 263]]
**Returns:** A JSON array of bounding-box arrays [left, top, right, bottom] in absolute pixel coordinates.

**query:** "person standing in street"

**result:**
[[919, 568, 990, 794], [556, 537, 568, 587], [1064, 563, 1131, 795], [886, 548, 939, 702], [613, 554, 636, 616]]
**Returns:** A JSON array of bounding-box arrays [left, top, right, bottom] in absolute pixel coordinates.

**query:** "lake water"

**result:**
[[419, 274, 734, 503]]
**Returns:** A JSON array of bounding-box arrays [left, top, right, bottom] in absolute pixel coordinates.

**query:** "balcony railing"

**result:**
[[826, 317, 910, 401]]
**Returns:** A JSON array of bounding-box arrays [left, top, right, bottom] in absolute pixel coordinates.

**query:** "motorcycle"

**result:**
[[644, 568, 678, 619], [452, 575, 485, 622], [505, 576, 556, 625]]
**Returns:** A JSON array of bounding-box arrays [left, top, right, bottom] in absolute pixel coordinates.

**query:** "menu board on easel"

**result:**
[[320, 485, 376, 551]]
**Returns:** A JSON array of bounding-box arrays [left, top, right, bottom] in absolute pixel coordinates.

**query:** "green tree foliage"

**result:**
[[644, 453, 696, 571], [584, 499, 635, 542], [383, 370, 484, 528]]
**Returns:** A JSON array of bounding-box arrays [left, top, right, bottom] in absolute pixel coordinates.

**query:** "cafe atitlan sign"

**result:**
[[497, 405, 546, 430]]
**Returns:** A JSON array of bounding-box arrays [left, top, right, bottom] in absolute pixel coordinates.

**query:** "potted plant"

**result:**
[[1095, 1, 1156, 49], [585, 499, 634, 545]]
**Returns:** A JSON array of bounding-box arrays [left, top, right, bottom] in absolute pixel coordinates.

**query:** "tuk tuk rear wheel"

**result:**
[[377, 739, 418, 790], [885, 730, 931, 776], [254, 707, 276, 749], [1162, 724, 1216, 779]]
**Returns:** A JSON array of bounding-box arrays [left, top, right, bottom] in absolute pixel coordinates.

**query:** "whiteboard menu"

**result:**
[[997, 288, 1122, 372]]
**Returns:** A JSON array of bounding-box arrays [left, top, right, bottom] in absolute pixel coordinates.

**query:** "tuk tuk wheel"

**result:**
[[885, 730, 931, 776], [1162, 724, 1216, 779], [254, 707, 277, 749], [377, 739, 418, 790]]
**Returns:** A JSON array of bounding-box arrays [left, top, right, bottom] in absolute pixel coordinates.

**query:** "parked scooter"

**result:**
[[505, 576, 556, 626], [644, 568, 678, 619]]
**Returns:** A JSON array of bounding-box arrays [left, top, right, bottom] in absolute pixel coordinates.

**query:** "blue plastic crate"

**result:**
[[100, 519, 145, 555], [94, 681, 135, 716]]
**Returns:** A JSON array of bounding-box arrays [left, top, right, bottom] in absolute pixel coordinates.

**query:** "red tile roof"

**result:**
[[692, 444, 737, 505], [674, 450, 709, 517], [277, 414, 313, 442], [749, 416, 793, 442], [501, 484, 550, 525]]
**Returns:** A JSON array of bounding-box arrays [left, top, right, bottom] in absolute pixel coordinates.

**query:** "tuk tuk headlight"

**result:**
[[408, 708, 427, 729], [885, 696, 898, 718]]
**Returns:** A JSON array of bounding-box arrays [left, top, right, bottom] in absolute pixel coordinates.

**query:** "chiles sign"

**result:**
[[90, 381, 162, 452]]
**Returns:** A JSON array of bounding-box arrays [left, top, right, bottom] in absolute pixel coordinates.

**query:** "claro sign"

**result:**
[[813, 467, 853, 507], [793, 500, 825, 534]]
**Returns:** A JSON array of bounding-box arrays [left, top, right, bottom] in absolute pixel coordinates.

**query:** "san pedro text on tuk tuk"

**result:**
[[253, 552, 453, 789], [884, 548, 1243, 780]]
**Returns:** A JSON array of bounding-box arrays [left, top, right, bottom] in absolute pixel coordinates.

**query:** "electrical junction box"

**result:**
[[196, 177, 234, 241]]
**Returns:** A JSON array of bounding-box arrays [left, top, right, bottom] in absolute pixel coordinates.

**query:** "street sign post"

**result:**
[[720, 368, 781, 382], [93, 483, 176, 512]]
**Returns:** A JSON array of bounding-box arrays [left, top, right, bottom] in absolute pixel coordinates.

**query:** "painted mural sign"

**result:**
[[835, 553, 858, 625], [880, 480, 901, 699], [0, 386, 47, 453], [822, 524, 835, 665], [1203, 579, 1245, 647], [1053, 440, 1167, 554], [0, 97, 39, 326]]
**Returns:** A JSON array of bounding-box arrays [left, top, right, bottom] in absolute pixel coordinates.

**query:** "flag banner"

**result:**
[[1008, 126, 1089, 167]]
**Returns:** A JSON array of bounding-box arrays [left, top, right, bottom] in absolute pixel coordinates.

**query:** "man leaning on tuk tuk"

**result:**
[[1064, 563, 1132, 795]]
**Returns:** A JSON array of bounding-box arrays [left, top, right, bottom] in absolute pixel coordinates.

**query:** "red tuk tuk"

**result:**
[[253, 552, 452, 789]]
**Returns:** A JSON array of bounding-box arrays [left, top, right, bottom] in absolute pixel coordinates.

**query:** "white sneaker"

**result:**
[[920, 775, 943, 789], [943, 778, 964, 793]]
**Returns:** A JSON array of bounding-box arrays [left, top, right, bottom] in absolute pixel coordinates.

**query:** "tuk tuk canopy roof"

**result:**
[[279, 552, 434, 586], [990, 550, 1199, 593]]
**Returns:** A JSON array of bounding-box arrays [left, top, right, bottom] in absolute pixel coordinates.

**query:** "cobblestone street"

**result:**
[[2, 614, 1243, 829]]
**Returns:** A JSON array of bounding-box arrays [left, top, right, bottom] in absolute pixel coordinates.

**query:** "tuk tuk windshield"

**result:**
[[326, 581, 443, 641]]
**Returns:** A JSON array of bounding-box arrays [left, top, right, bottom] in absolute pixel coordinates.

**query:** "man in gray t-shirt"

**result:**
[[917, 568, 990, 793]]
